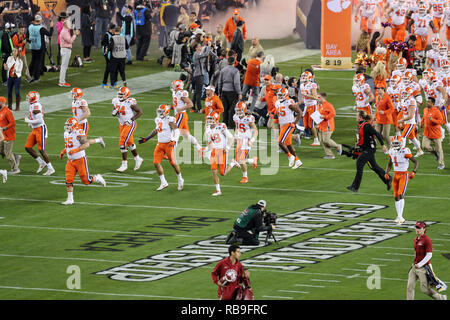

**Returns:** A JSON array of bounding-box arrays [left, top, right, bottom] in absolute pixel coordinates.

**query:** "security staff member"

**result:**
[[226, 200, 275, 246], [134, 0, 152, 61], [28, 15, 54, 82], [108, 26, 128, 88], [347, 110, 392, 192]]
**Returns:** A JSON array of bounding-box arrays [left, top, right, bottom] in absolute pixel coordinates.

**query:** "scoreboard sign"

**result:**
[[321, 0, 353, 69]]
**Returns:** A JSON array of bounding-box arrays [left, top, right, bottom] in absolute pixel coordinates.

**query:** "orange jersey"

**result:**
[[204, 94, 224, 121]]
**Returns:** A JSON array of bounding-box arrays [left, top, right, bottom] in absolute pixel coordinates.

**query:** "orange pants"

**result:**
[[65, 156, 93, 185], [361, 17, 374, 33], [392, 171, 409, 198], [357, 106, 372, 117], [278, 123, 294, 146], [303, 105, 316, 130], [235, 139, 249, 162], [414, 34, 428, 51], [392, 109, 400, 130], [78, 122, 89, 137], [119, 121, 136, 146], [447, 26, 450, 40], [25, 125, 47, 151], [433, 17, 442, 32], [153, 142, 176, 165], [391, 23, 406, 42], [401, 123, 416, 139], [176, 112, 189, 131], [211, 148, 228, 175]]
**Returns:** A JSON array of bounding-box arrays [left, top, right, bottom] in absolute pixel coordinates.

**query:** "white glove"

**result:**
[[24, 117, 30, 123], [124, 119, 132, 126], [296, 124, 304, 131], [353, 105, 357, 111], [226, 145, 231, 152], [250, 137, 256, 145], [112, 109, 119, 117]]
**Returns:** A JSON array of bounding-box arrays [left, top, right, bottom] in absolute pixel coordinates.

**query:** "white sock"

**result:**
[[243, 171, 247, 178], [445, 123, 450, 134], [396, 199, 405, 219], [67, 191, 74, 202], [177, 173, 183, 182], [159, 175, 167, 185], [247, 158, 254, 164], [94, 138, 101, 143], [134, 155, 140, 161], [215, 184, 221, 192], [121, 160, 127, 166], [36, 157, 46, 165], [412, 138, 421, 150], [47, 163, 54, 170], [395, 200, 401, 219]]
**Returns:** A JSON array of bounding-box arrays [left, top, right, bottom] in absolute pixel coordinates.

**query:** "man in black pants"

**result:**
[[347, 110, 392, 192], [226, 200, 275, 246], [218, 56, 242, 129], [101, 24, 115, 88], [27, 15, 53, 82], [109, 26, 128, 88], [134, 0, 152, 61]]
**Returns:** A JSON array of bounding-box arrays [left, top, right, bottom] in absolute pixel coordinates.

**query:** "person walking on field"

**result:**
[[58, 20, 80, 87], [406, 221, 447, 300]]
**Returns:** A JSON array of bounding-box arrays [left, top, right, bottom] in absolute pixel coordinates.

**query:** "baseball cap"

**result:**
[[0, 96, 6, 103], [415, 221, 426, 229], [264, 75, 272, 81], [5, 23, 11, 29], [178, 24, 186, 30], [190, 23, 200, 30], [233, 9, 240, 15], [257, 200, 266, 207], [205, 85, 215, 92]]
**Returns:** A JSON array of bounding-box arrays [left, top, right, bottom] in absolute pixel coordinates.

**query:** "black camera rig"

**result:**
[[263, 211, 277, 245]]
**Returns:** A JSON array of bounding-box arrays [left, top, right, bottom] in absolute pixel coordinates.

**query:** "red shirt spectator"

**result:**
[[414, 231, 432, 266]]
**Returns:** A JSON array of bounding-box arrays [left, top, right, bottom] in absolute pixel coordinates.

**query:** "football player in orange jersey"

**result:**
[[0, 128, 8, 183], [385, 135, 418, 224], [59, 117, 106, 205], [227, 101, 258, 183], [138, 104, 184, 191]]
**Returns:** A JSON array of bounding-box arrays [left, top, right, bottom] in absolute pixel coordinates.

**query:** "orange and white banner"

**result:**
[[321, 0, 353, 69]]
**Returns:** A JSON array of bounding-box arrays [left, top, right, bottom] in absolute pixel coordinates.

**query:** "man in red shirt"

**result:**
[[0, 96, 20, 173], [406, 221, 447, 300], [211, 244, 249, 300], [242, 51, 264, 112], [420, 97, 445, 170]]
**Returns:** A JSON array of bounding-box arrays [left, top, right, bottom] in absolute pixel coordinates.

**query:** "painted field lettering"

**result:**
[[66, 265, 81, 289], [366, 264, 381, 290]]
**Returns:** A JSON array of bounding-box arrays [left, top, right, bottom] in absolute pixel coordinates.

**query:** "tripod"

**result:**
[[264, 230, 277, 245]]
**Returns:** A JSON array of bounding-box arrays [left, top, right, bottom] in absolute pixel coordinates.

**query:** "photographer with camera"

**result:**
[[226, 200, 276, 246]]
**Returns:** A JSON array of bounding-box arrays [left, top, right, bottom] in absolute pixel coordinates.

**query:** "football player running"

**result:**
[[352, 73, 375, 116], [387, 74, 403, 135], [24, 91, 55, 176], [398, 87, 424, 157], [71, 87, 91, 136], [385, 135, 418, 225], [228, 101, 258, 184], [275, 88, 303, 169], [59, 117, 106, 205], [138, 104, 184, 191], [170, 79, 203, 156], [0, 128, 8, 183], [203, 113, 234, 196], [299, 71, 320, 146], [111, 86, 144, 172]]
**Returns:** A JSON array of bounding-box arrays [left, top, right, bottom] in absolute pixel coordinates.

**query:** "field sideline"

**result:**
[[0, 38, 449, 300]]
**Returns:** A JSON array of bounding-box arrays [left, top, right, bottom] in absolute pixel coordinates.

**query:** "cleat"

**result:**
[[292, 159, 303, 169], [95, 174, 106, 187], [156, 182, 169, 191], [61, 200, 74, 205], [346, 185, 358, 193], [415, 150, 424, 157], [101, 83, 110, 89], [116, 164, 128, 172], [43, 167, 55, 176], [9, 169, 20, 174], [240, 177, 249, 184], [212, 190, 222, 196], [178, 178, 184, 191], [98, 137, 106, 148], [323, 156, 335, 159], [394, 217, 405, 225], [438, 164, 445, 170], [0, 169, 7, 183], [134, 157, 144, 171], [310, 141, 320, 146], [288, 155, 295, 167], [252, 157, 258, 169], [36, 162, 47, 173]]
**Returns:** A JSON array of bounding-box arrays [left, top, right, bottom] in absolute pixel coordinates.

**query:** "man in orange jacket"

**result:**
[[0, 96, 20, 173], [374, 87, 394, 149], [317, 93, 342, 159], [421, 97, 445, 169], [242, 51, 264, 112], [202, 85, 224, 121], [224, 9, 247, 48]]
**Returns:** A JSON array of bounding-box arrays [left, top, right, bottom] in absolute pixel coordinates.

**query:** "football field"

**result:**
[[0, 39, 449, 300]]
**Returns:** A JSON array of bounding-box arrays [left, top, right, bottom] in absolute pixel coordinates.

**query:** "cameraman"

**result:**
[[227, 200, 275, 246]]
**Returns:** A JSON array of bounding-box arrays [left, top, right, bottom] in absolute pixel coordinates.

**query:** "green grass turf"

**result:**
[[0, 37, 449, 300]]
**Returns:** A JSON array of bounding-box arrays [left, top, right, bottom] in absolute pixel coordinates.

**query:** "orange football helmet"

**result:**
[[277, 87, 289, 100], [71, 87, 83, 100], [300, 71, 313, 83], [431, 36, 441, 50], [117, 86, 130, 101], [156, 104, 171, 118], [391, 135, 406, 151], [235, 101, 247, 116], [397, 58, 407, 72], [401, 87, 414, 100], [390, 75, 402, 88], [353, 73, 365, 86], [26, 91, 40, 104], [171, 79, 184, 91], [206, 112, 220, 126], [402, 71, 413, 85], [64, 117, 79, 133]]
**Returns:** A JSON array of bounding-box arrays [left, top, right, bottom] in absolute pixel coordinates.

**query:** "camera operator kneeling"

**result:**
[[226, 200, 276, 245]]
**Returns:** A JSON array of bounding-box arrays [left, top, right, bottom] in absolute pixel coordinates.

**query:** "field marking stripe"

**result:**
[[385, 253, 414, 257], [262, 295, 293, 299], [0, 224, 137, 234], [0, 254, 128, 263], [294, 284, 325, 288], [311, 279, 340, 283], [0, 285, 209, 300], [278, 290, 309, 294], [341, 268, 367, 272], [433, 238, 450, 241], [0, 197, 236, 213], [371, 258, 401, 261], [357, 263, 388, 267]]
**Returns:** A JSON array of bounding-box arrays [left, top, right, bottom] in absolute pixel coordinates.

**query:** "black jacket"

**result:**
[[357, 120, 384, 151], [162, 4, 180, 27]]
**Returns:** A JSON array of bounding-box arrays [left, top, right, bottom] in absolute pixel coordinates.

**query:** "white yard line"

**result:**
[[371, 258, 401, 262], [342, 268, 367, 272], [0, 253, 128, 264], [311, 279, 341, 283], [385, 253, 414, 257], [357, 263, 388, 267], [295, 284, 325, 288], [262, 295, 293, 299], [278, 290, 309, 294], [433, 238, 450, 241], [0, 285, 209, 300]]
